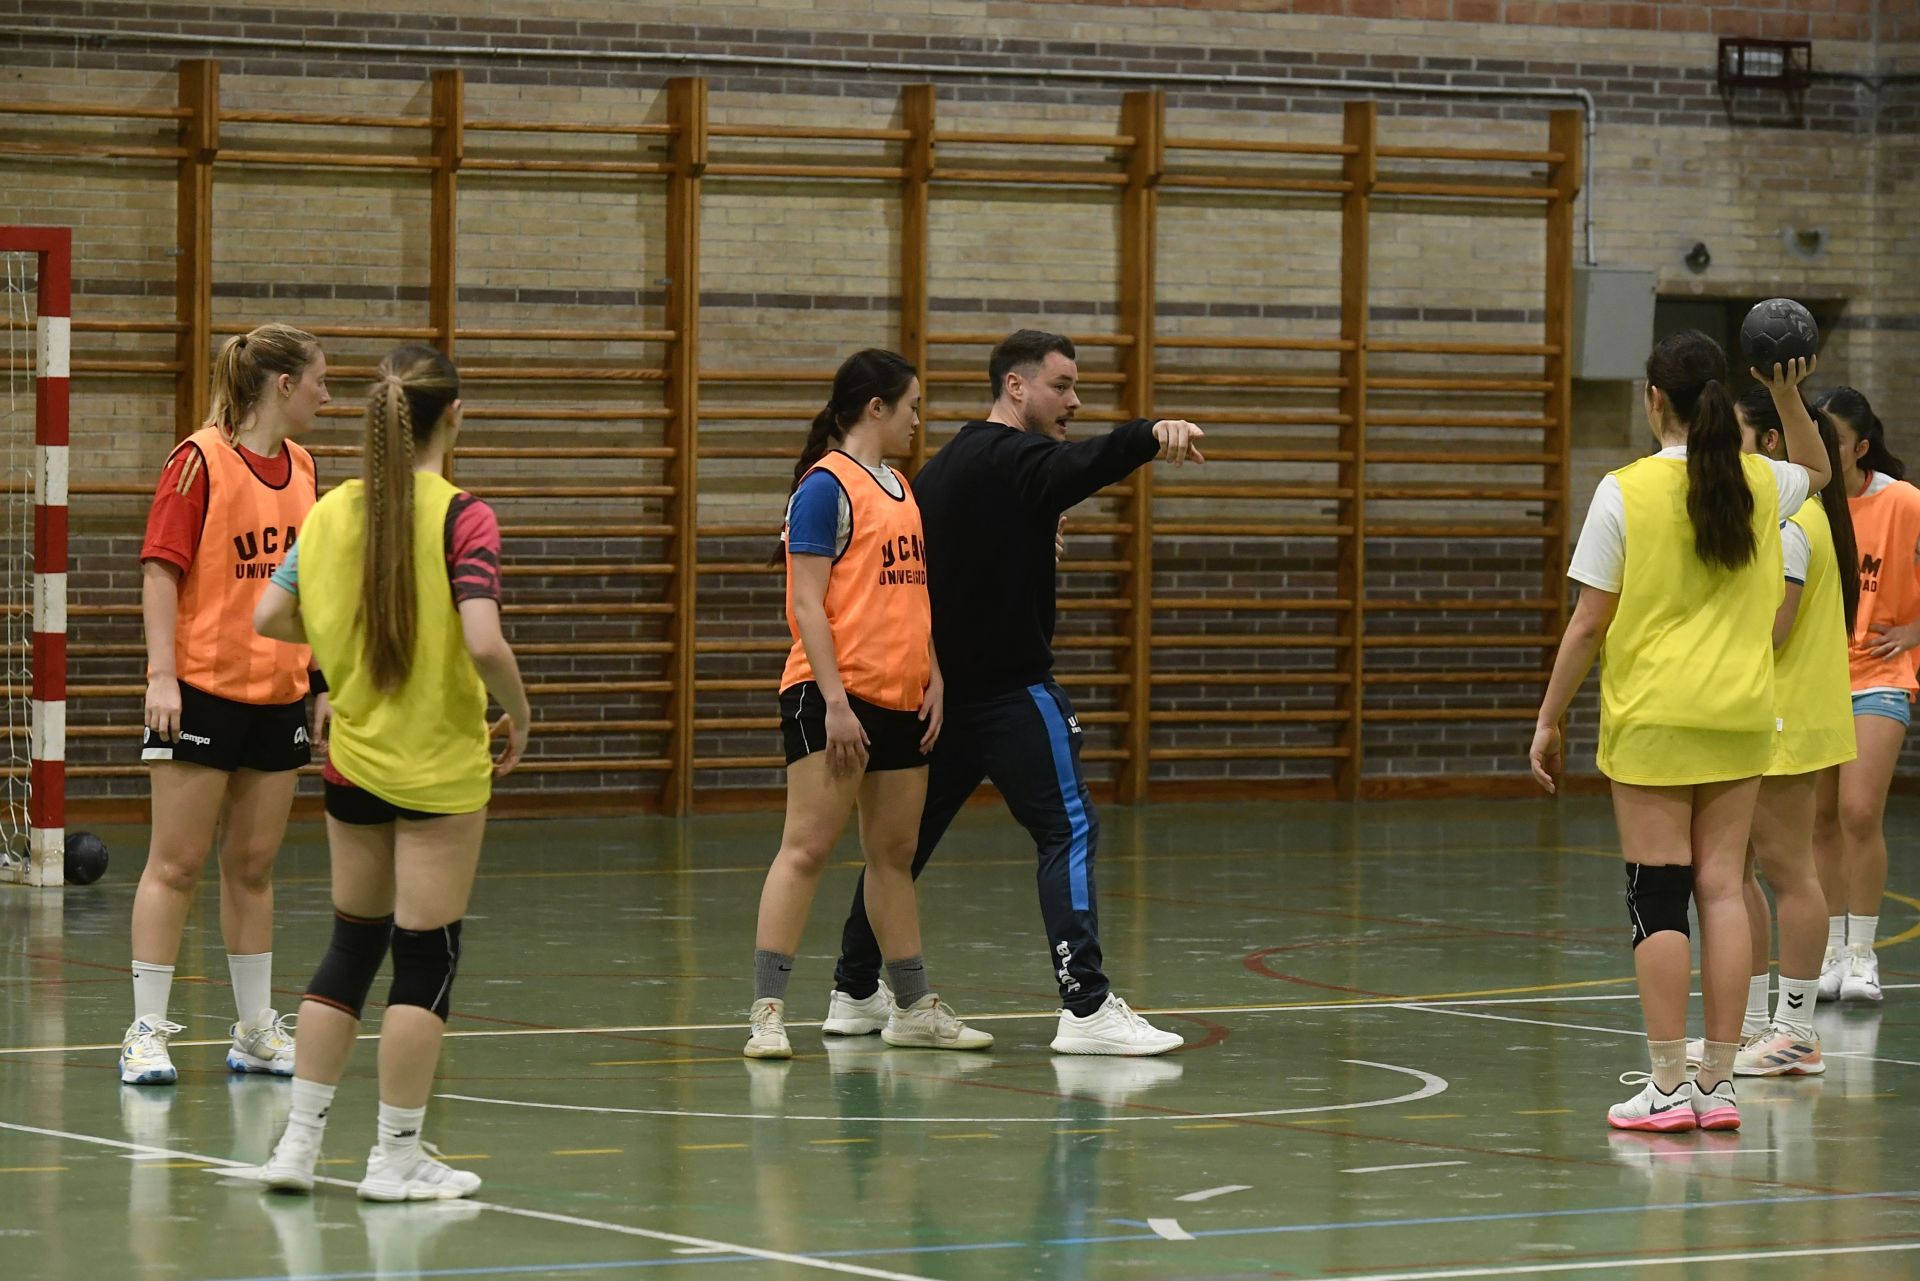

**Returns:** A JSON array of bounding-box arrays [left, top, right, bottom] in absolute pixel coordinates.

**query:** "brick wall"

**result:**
[[3, 0, 1916, 807]]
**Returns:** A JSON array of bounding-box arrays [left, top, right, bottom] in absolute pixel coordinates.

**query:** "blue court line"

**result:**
[[1027, 683, 1093, 911], [184, 1188, 1920, 1281]]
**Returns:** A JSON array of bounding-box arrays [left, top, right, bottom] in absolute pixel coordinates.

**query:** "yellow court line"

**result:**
[[552, 1148, 623, 1156], [1175, 1122, 1238, 1130], [930, 1133, 999, 1141], [316, 1158, 358, 1166], [679, 1143, 747, 1151], [0, 1165, 68, 1173], [807, 1138, 871, 1146], [434, 1154, 489, 1162]]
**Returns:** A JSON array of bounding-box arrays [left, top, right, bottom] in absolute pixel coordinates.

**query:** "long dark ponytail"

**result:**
[[1816, 385, 1902, 482], [1739, 386, 1860, 633], [1648, 329, 1753, 571], [772, 348, 919, 563]]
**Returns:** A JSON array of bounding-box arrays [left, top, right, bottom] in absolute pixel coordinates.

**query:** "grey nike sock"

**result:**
[[886, 955, 928, 1009], [753, 950, 795, 1003]]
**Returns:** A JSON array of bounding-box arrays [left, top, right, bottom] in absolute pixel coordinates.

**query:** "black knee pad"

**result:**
[[306, 911, 394, 1019], [1625, 863, 1693, 949], [388, 921, 462, 1020]]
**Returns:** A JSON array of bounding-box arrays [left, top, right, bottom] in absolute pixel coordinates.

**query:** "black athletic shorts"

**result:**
[[779, 681, 927, 773], [323, 778, 448, 826], [140, 680, 311, 773]]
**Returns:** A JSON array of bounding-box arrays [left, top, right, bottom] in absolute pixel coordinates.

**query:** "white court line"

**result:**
[[1396, 1005, 1645, 1038], [3, 984, 1913, 1058], [1648, 1148, 1780, 1159], [0, 1119, 933, 1281], [1343, 1160, 1468, 1174], [1331, 1239, 1920, 1281], [1146, 1217, 1195, 1241], [441, 1058, 1446, 1124], [1175, 1184, 1252, 1202]]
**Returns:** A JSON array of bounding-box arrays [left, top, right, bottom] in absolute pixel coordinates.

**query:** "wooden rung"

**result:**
[[694, 717, 780, 731], [927, 331, 1135, 347], [216, 322, 437, 339], [465, 119, 676, 137], [938, 130, 1133, 147], [449, 447, 674, 460], [933, 169, 1130, 186], [1369, 341, 1558, 357], [457, 407, 673, 421], [1155, 709, 1349, 724], [1366, 523, 1561, 538], [1368, 377, 1553, 393], [219, 150, 437, 170], [457, 328, 676, 343], [926, 369, 1125, 386], [0, 99, 191, 120], [0, 141, 186, 161], [1162, 174, 1352, 195], [1154, 597, 1354, 611], [1205, 449, 1354, 463], [1154, 523, 1352, 537], [1167, 137, 1358, 157], [1375, 145, 1564, 164], [457, 367, 668, 382], [706, 163, 907, 180], [1374, 180, 1559, 200], [1157, 484, 1354, 500], [462, 158, 672, 175], [1366, 597, 1556, 612], [693, 756, 788, 769], [1365, 485, 1558, 500], [1152, 745, 1352, 761], [501, 563, 674, 576], [693, 639, 785, 653], [1157, 336, 1352, 352], [711, 123, 911, 141], [1371, 451, 1554, 465], [1152, 634, 1353, 649], [220, 108, 430, 128], [1157, 373, 1347, 389], [1053, 636, 1132, 650], [1363, 634, 1559, 648], [1364, 707, 1539, 722], [1367, 414, 1556, 430], [1056, 598, 1132, 611]]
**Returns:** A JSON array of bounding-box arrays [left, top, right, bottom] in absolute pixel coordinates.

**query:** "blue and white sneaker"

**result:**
[[228, 1010, 297, 1076], [120, 1016, 184, 1085]]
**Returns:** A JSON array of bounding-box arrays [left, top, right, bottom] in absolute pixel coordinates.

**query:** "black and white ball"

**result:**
[[1739, 298, 1820, 372]]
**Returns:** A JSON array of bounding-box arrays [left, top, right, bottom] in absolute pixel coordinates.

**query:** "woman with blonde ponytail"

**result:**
[[252, 343, 530, 1202], [124, 323, 327, 1089], [1531, 331, 1829, 1134]]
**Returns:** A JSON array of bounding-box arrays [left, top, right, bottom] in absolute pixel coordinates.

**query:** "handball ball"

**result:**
[[64, 831, 109, 886], [1740, 298, 1820, 372]]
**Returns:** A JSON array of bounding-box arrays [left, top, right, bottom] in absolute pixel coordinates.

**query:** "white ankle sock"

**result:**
[[377, 1103, 428, 1162], [228, 952, 273, 1028], [1847, 914, 1878, 954], [1775, 977, 1819, 1040], [132, 961, 175, 1025], [289, 1078, 336, 1132], [1743, 972, 1770, 1037], [1827, 916, 1847, 955]]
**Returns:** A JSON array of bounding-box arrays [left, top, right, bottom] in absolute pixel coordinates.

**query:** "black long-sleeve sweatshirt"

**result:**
[[913, 417, 1159, 700]]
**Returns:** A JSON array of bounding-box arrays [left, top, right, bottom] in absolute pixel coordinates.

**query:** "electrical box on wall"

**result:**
[[1571, 267, 1658, 380]]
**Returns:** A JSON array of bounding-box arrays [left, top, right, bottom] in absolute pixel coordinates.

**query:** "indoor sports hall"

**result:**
[[3, 2, 1919, 1279]]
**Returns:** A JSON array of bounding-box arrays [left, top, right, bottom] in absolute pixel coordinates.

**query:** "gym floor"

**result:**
[[2, 796, 1918, 1280]]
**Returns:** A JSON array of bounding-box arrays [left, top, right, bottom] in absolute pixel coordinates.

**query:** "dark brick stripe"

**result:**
[[0, 0, 1892, 134]]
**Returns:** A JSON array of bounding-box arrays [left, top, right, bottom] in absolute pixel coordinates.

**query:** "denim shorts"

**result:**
[[1852, 688, 1914, 728]]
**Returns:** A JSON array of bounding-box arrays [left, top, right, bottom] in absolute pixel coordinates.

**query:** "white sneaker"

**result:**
[[1690, 1076, 1740, 1130], [1050, 993, 1183, 1057], [880, 994, 994, 1050], [356, 1143, 482, 1202], [744, 998, 792, 1059], [821, 982, 895, 1036], [120, 1017, 183, 1086], [1050, 1055, 1184, 1105], [1685, 1028, 1764, 1067], [1841, 948, 1883, 1003], [259, 1121, 324, 1194], [1606, 1072, 1695, 1132], [229, 1010, 297, 1076], [1818, 948, 1845, 1002]]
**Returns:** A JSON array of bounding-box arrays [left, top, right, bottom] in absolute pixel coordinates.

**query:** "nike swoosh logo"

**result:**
[[1650, 1100, 1686, 1114]]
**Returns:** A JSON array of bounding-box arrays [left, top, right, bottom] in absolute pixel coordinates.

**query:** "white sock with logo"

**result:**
[[131, 961, 174, 1025], [1775, 977, 1819, 1041], [377, 1102, 428, 1166]]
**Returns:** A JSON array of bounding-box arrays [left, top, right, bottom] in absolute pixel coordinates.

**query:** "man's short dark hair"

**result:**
[[989, 329, 1076, 399]]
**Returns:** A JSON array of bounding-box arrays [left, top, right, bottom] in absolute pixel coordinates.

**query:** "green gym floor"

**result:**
[[4, 797, 1920, 1281]]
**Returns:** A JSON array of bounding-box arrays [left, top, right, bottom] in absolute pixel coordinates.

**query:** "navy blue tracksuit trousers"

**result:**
[[832, 679, 1108, 1016]]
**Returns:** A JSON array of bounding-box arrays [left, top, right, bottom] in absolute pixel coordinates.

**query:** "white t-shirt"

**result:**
[[1567, 445, 1812, 593], [1781, 518, 1810, 585]]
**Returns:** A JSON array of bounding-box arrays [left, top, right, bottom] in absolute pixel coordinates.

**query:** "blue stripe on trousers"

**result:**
[[1027, 683, 1092, 912]]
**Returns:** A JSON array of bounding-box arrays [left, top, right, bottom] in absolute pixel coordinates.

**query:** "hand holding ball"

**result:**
[[1740, 298, 1819, 374]]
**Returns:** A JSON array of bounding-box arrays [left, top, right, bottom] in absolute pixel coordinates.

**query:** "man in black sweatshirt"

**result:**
[[821, 329, 1202, 1055]]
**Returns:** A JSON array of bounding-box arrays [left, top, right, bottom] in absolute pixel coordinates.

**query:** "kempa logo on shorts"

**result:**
[[178, 732, 212, 746]]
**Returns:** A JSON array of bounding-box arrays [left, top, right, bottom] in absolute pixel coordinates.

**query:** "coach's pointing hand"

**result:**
[[1152, 419, 1205, 467]]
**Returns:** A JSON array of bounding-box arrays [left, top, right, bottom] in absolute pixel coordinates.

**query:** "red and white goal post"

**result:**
[[1, 226, 70, 888]]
